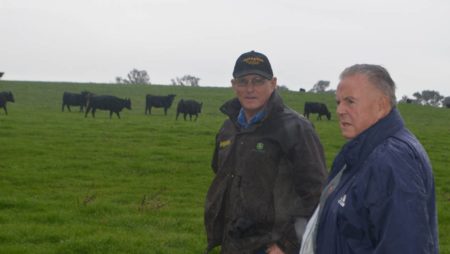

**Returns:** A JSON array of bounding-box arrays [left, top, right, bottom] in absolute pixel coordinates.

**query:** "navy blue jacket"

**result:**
[[316, 109, 438, 254]]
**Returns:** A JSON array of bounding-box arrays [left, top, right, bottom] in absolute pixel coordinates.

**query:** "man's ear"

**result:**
[[377, 95, 391, 118], [270, 77, 277, 89]]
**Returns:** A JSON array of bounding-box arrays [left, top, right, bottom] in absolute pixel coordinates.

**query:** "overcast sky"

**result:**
[[1, 0, 449, 98]]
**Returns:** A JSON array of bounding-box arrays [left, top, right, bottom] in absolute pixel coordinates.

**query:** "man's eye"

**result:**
[[237, 79, 248, 85], [253, 78, 265, 85]]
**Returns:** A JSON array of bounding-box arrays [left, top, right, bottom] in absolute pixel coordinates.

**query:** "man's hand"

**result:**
[[266, 243, 285, 254]]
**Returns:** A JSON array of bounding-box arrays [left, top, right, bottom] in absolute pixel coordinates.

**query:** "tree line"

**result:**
[[305, 80, 449, 108], [115, 69, 200, 87], [115, 70, 449, 107], [399, 90, 449, 107]]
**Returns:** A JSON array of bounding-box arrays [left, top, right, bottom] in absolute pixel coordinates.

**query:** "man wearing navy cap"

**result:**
[[204, 51, 328, 254]]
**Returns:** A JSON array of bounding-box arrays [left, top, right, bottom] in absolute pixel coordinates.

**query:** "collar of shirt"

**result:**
[[237, 108, 267, 129]]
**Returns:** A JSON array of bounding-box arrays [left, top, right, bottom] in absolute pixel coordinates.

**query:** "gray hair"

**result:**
[[340, 64, 397, 107]]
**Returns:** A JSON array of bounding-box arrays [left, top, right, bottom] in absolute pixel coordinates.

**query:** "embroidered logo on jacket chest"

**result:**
[[255, 142, 264, 151], [219, 139, 231, 149], [338, 194, 347, 207]]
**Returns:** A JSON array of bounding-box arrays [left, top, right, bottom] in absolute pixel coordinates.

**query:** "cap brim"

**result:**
[[233, 70, 273, 80]]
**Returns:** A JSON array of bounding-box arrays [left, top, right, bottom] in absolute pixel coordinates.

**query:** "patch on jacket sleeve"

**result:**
[[219, 139, 231, 149]]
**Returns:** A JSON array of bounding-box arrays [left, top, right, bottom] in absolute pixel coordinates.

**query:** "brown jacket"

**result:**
[[204, 92, 327, 254]]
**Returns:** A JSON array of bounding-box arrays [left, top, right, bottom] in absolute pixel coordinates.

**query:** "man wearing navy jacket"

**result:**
[[301, 64, 438, 254]]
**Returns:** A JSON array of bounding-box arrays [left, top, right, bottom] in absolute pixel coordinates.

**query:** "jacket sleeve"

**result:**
[[274, 124, 328, 253], [211, 133, 219, 174], [363, 141, 437, 253], [290, 127, 328, 217]]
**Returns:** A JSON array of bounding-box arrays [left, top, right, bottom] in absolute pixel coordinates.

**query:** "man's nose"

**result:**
[[245, 83, 255, 91], [336, 103, 344, 115]]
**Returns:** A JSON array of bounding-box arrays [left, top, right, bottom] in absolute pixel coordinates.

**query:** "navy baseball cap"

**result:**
[[232, 50, 273, 79]]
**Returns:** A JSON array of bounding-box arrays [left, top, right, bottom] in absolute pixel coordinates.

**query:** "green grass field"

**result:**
[[0, 80, 449, 253]]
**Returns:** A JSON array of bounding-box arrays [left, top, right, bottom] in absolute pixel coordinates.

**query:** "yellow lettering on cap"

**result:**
[[243, 57, 264, 65]]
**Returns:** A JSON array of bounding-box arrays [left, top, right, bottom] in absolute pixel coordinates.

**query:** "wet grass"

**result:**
[[0, 80, 448, 253]]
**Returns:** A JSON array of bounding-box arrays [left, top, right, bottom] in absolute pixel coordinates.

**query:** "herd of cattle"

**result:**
[[61, 91, 203, 120], [1, 90, 332, 121]]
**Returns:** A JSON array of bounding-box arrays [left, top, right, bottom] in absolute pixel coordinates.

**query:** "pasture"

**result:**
[[0, 80, 449, 253]]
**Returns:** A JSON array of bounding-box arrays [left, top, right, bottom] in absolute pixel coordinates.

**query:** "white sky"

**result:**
[[1, 0, 449, 98]]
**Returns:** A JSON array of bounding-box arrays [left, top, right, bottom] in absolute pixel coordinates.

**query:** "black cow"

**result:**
[[0, 91, 15, 115], [444, 97, 450, 108], [304, 102, 331, 120], [62, 91, 92, 112], [176, 99, 203, 121], [145, 94, 176, 115], [85, 95, 131, 119], [406, 98, 416, 104]]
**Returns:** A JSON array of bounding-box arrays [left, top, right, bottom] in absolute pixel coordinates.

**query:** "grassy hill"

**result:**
[[0, 80, 448, 253]]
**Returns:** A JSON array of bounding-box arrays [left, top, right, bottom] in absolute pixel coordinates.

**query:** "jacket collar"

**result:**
[[237, 108, 268, 129], [330, 108, 404, 178]]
